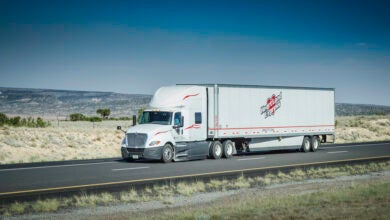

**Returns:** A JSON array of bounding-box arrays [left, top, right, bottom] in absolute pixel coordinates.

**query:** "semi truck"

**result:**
[[118, 84, 335, 162]]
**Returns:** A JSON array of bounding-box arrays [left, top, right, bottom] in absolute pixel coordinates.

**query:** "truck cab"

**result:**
[[120, 86, 209, 162]]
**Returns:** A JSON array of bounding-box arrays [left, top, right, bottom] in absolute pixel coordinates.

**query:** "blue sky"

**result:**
[[0, 0, 389, 105]]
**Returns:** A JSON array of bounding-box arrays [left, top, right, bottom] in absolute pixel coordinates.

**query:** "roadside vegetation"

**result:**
[[0, 120, 129, 164], [69, 113, 102, 122], [141, 178, 389, 220], [0, 113, 50, 128], [336, 114, 390, 143], [69, 108, 134, 122], [1, 161, 389, 217]]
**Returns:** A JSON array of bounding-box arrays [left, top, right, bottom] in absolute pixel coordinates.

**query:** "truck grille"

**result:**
[[126, 147, 145, 155], [126, 133, 147, 148]]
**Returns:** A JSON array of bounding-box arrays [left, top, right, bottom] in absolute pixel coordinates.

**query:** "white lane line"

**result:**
[[325, 143, 388, 149], [237, 157, 266, 161], [0, 162, 117, 172], [112, 166, 149, 171], [327, 151, 348, 154]]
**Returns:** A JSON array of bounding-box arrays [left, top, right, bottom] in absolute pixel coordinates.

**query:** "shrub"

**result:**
[[119, 116, 132, 121], [69, 113, 86, 121], [0, 112, 8, 125], [0, 113, 50, 128], [36, 117, 50, 127], [88, 116, 102, 122], [9, 116, 21, 126], [68, 113, 103, 122], [96, 109, 111, 119]]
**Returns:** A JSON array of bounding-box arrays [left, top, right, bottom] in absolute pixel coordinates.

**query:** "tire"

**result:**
[[161, 143, 174, 163], [208, 142, 214, 159], [301, 136, 311, 153], [222, 140, 234, 158], [210, 141, 223, 159], [310, 136, 320, 152]]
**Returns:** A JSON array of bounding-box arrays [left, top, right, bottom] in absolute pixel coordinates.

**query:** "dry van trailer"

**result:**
[[178, 84, 335, 159]]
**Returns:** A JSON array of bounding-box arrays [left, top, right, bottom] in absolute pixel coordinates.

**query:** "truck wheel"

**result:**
[[211, 141, 223, 159], [207, 142, 214, 159], [301, 136, 310, 153], [310, 136, 320, 152], [222, 140, 234, 158], [161, 143, 174, 163]]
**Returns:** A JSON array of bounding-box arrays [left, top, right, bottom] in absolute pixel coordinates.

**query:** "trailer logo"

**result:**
[[261, 92, 282, 118]]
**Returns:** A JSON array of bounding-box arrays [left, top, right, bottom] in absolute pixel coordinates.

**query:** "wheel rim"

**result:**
[[215, 144, 222, 156], [304, 140, 310, 151], [226, 143, 233, 155], [313, 139, 318, 150], [164, 147, 172, 160]]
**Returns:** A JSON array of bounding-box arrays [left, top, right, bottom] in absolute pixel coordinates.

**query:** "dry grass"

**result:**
[[31, 199, 61, 212], [0, 115, 389, 164], [143, 180, 390, 220], [335, 115, 390, 143], [0, 120, 132, 164], [2, 161, 389, 216], [176, 181, 206, 196], [9, 202, 27, 214]]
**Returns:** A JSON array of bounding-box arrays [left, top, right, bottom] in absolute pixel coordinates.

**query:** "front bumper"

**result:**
[[121, 146, 163, 160]]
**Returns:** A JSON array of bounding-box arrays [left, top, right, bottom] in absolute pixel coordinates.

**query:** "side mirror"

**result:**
[[117, 126, 125, 133], [180, 116, 184, 127], [132, 115, 136, 126]]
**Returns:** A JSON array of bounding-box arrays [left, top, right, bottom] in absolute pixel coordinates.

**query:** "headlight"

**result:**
[[149, 141, 161, 146]]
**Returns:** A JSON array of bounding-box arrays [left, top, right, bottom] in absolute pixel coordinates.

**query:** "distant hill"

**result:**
[[0, 87, 151, 118], [335, 103, 390, 116], [0, 87, 389, 118]]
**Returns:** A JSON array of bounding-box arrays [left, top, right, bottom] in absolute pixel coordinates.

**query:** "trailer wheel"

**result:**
[[211, 141, 223, 159], [301, 136, 311, 153], [161, 143, 174, 163], [310, 136, 320, 152], [222, 140, 234, 158]]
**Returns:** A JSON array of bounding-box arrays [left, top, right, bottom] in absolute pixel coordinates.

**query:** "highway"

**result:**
[[0, 142, 389, 199]]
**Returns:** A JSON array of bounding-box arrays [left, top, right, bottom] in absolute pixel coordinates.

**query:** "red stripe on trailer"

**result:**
[[209, 124, 334, 131]]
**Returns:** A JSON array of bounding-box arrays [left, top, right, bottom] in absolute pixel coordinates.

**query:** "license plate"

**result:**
[[132, 155, 139, 159]]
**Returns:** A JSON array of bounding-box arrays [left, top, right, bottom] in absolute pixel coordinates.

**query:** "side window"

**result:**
[[195, 112, 202, 124], [174, 112, 181, 125]]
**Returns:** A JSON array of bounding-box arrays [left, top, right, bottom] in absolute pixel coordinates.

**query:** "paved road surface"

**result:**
[[0, 142, 389, 197]]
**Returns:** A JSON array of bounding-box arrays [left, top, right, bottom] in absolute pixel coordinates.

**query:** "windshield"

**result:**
[[140, 111, 173, 125]]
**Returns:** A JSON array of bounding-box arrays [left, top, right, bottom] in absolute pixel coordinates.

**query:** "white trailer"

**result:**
[[119, 84, 335, 162]]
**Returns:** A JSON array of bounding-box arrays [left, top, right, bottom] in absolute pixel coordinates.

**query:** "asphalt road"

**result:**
[[0, 142, 389, 197]]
